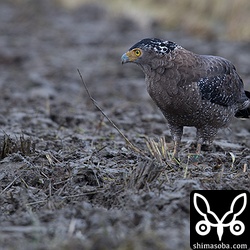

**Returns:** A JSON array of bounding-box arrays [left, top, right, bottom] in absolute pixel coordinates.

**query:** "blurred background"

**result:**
[[58, 0, 250, 41]]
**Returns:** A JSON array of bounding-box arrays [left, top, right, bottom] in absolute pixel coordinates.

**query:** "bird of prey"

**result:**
[[121, 38, 250, 158]]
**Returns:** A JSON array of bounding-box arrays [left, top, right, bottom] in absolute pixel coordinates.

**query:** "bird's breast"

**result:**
[[146, 72, 202, 115]]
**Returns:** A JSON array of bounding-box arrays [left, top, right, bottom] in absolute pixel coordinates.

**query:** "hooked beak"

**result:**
[[121, 53, 130, 64]]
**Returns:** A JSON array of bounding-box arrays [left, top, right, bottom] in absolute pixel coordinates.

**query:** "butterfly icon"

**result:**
[[193, 193, 247, 241]]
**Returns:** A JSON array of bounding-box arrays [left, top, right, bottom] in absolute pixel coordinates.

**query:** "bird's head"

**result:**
[[121, 38, 177, 66]]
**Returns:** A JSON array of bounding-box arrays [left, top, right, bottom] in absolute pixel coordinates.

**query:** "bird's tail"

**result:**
[[235, 90, 250, 118]]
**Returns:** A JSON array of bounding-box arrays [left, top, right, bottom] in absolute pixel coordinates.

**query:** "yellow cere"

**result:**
[[124, 48, 142, 62]]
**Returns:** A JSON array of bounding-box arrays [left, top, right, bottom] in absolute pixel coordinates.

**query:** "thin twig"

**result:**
[[61, 190, 104, 199], [0, 174, 22, 195], [0, 226, 47, 233], [77, 69, 145, 155]]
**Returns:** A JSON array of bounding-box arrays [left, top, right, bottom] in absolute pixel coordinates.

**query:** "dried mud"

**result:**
[[0, 1, 249, 250]]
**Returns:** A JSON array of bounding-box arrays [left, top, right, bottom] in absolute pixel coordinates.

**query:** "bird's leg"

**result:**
[[186, 130, 204, 164], [195, 129, 204, 155], [196, 126, 217, 155], [170, 126, 183, 160]]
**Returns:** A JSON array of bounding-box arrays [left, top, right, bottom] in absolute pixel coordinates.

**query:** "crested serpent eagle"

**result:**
[[121, 38, 250, 158]]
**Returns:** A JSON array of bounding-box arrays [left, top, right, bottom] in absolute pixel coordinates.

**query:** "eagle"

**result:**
[[121, 38, 250, 158]]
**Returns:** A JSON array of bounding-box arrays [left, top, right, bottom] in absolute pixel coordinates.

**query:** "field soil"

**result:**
[[0, 1, 249, 249]]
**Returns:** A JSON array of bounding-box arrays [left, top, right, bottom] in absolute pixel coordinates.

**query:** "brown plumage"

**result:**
[[121, 38, 250, 158]]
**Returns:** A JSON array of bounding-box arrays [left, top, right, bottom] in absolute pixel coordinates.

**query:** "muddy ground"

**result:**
[[0, 1, 249, 250]]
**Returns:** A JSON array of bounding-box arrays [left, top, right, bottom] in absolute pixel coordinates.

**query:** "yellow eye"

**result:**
[[134, 49, 141, 57]]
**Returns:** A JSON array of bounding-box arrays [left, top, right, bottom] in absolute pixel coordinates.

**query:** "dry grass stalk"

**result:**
[[127, 160, 165, 190], [77, 69, 145, 156], [243, 163, 247, 172], [0, 174, 22, 195], [145, 136, 172, 164], [0, 134, 36, 159]]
